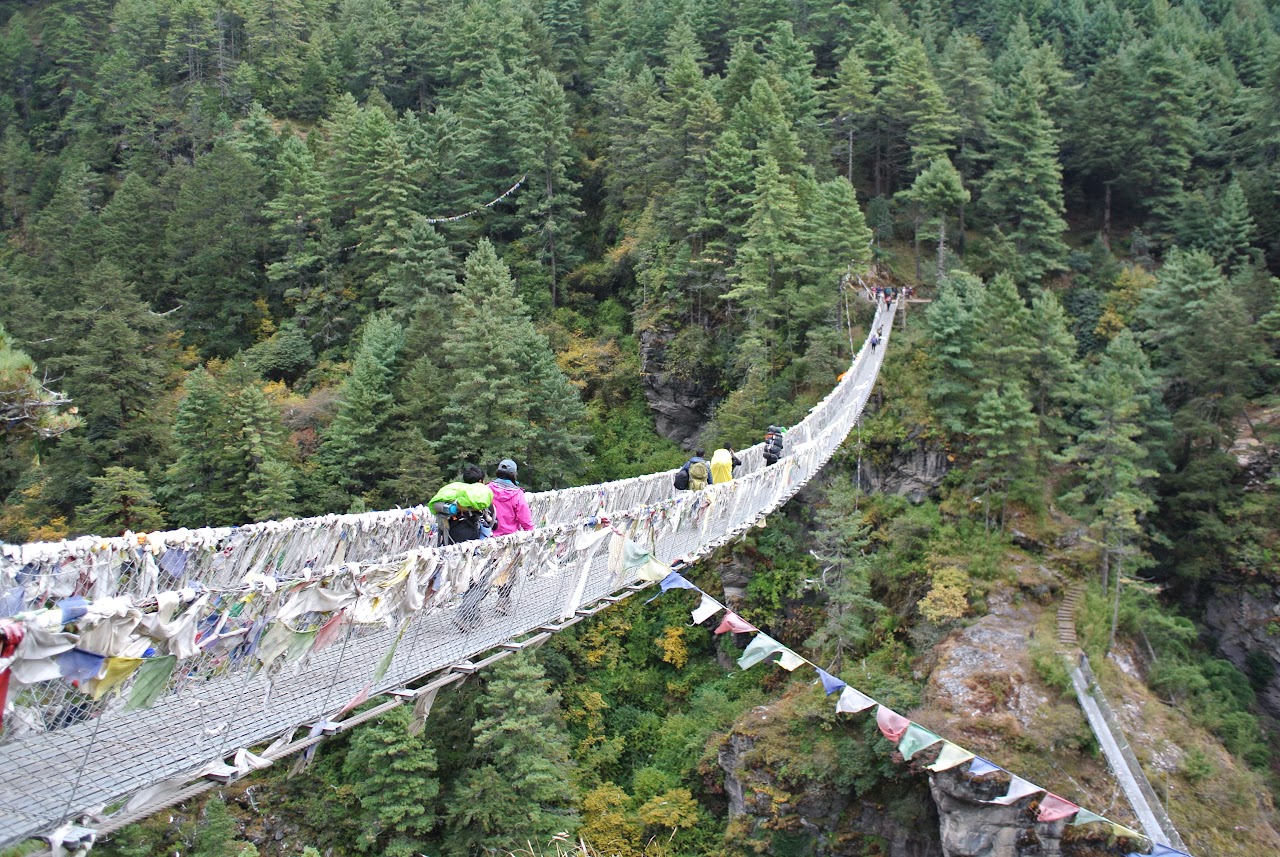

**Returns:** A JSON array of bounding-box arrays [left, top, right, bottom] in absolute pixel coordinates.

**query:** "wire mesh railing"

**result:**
[[0, 302, 895, 846]]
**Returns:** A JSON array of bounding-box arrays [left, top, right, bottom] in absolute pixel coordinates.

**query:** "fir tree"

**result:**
[[896, 156, 969, 281], [317, 313, 405, 508], [925, 273, 983, 434], [76, 466, 165, 535], [1027, 289, 1079, 446], [970, 378, 1038, 530], [979, 69, 1067, 284], [444, 654, 579, 857], [343, 706, 440, 857]]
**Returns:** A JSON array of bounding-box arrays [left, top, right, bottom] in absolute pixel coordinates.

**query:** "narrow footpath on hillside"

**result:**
[[1057, 584, 1188, 851]]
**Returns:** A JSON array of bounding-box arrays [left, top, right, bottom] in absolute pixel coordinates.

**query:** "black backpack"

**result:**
[[673, 464, 690, 490]]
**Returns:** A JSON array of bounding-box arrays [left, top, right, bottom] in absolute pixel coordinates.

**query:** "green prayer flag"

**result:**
[[372, 619, 411, 684], [1070, 809, 1107, 827], [898, 723, 942, 760], [125, 655, 177, 710], [737, 633, 785, 669]]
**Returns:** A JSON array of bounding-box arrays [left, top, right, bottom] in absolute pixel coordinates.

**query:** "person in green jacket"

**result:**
[[428, 464, 494, 544]]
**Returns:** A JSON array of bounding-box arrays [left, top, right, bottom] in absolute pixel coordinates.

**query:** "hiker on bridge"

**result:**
[[489, 458, 533, 535], [763, 426, 785, 466], [710, 447, 741, 484], [429, 464, 494, 544]]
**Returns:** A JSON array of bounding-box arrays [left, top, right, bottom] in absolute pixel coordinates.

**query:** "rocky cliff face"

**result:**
[[638, 325, 720, 447], [1204, 585, 1280, 719], [858, 437, 950, 503]]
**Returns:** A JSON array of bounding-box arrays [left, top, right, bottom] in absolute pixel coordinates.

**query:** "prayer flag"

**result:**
[[875, 705, 910, 742], [623, 540, 671, 582], [967, 757, 1002, 776], [312, 610, 347, 653], [738, 633, 786, 669], [1111, 823, 1144, 840], [91, 656, 144, 700], [815, 668, 846, 695], [658, 572, 698, 593], [835, 686, 876, 713], [898, 723, 942, 760], [1070, 809, 1107, 827], [125, 655, 177, 710], [1134, 847, 1191, 857], [714, 612, 756, 635], [58, 595, 89, 624], [986, 775, 1043, 806], [58, 648, 105, 682], [1036, 793, 1080, 823], [372, 619, 411, 684], [927, 742, 975, 772], [691, 595, 721, 625], [776, 649, 807, 670]]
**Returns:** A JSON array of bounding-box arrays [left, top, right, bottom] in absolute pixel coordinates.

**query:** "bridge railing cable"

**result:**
[[0, 303, 895, 847]]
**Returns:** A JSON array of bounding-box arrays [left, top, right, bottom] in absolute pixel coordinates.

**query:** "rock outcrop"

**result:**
[[638, 325, 720, 447], [858, 438, 950, 503], [1204, 585, 1280, 719]]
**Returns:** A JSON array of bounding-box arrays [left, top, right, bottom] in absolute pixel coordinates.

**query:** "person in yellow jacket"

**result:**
[[710, 447, 741, 484]]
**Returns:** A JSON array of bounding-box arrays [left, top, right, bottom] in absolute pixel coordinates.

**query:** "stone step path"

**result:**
[[1057, 582, 1084, 649]]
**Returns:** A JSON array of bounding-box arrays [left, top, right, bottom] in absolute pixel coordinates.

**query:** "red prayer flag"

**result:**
[[876, 705, 910, 742], [714, 612, 757, 635], [1037, 793, 1080, 822]]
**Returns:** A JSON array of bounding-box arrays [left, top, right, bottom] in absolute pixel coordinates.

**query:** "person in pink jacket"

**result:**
[[489, 458, 533, 536]]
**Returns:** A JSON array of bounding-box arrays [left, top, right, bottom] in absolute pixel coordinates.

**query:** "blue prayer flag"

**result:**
[[967, 757, 1002, 776], [815, 668, 847, 695]]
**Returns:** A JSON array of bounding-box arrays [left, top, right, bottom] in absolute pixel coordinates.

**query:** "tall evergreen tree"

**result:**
[[519, 69, 582, 308], [444, 654, 579, 857], [979, 69, 1067, 284], [342, 706, 440, 857]]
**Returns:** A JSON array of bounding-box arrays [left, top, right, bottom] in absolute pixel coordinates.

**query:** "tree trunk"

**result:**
[[912, 213, 922, 282], [957, 199, 967, 252], [1108, 551, 1123, 654], [936, 215, 947, 280], [1101, 181, 1112, 249]]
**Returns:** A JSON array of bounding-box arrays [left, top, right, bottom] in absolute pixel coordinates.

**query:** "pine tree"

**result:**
[[519, 69, 582, 308], [937, 33, 993, 244], [896, 156, 969, 281], [266, 135, 346, 348], [98, 173, 168, 304], [166, 141, 268, 356], [429, 240, 585, 485], [1210, 179, 1258, 275], [827, 46, 872, 184], [925, 273, 983, 434], [444, 654, 578, 857], [1068, 52, 1141, 247], [970, 379, 1038, 530], [342, 706, 440, 857], [1061, 331, 1159, 589], [875, 38, 958, 188], [1026, 289, 1079, 446], [979, 69, 1067, 284], [76, 466, 165, 535], [317, 313, 405, 507]]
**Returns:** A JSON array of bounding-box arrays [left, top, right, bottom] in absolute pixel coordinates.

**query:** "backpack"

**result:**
[[688, 460, 710, 490], [673, 465, 690, 490]]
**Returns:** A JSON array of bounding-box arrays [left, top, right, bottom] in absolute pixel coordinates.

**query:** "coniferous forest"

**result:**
[[3, 0, 1280, 855]]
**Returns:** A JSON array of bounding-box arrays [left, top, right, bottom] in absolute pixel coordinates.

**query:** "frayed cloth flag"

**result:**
[[58, 595, 89, 624], [372, 619, 411, 684], [967, 757, 1002, 776], [312, 610, 347, 653], [648, 571, 698, 602], [776, 649, 807, 670], [714, 612, 756, 635], [876, 705, 911, 742], [91, 656, 144, 699], [835, 685, 876, 713], [816, 668, 846, 695], [898, 723, 942, 760], [125, 655, 176, 710], [1036, 793, 1080, 823], [623, 539, 671, 583], [57, 648, 105, 682], [927, 741, 975, 772], [1070, 809, 1107, 827], [986, 775, 1043, 805], [738, 633, 787, 669], [1109, 823, 1144, 841], [691, 594, 721, 625]]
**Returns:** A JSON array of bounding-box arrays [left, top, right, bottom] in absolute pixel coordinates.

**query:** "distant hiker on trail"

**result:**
[[763, 426, 785, 466], [710, 447, 741, 484], [489, 458, 532, 536], [429, 464, 494, 545], [685, 449, 712, 490], [870, 334, 880, 350]]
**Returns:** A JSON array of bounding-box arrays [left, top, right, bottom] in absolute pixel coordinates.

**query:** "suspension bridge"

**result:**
[[0, 302, 897, 849]]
